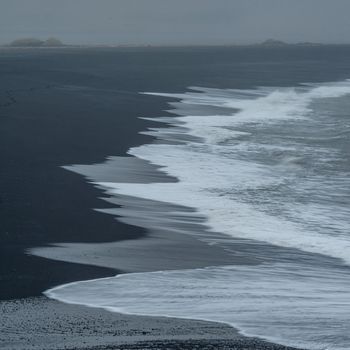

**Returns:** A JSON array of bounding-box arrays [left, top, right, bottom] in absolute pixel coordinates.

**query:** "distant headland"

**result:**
[[256, 39, 323, 47], [5, 37, 66, 47]]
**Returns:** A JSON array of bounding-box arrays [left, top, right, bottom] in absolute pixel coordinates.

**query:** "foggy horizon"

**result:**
[[1, 0, 350, 46]]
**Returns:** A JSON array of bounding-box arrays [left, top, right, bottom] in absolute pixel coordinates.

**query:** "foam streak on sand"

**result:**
[[47, 80, 350, 350]]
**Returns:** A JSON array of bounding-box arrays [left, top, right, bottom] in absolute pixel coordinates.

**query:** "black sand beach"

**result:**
[[1, 297, 301, 350], [2, 46, 350, 349]]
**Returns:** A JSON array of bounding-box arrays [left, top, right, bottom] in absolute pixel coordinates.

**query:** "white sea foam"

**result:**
[[97, 80, 350, 264], [46, 263, 350, 350]]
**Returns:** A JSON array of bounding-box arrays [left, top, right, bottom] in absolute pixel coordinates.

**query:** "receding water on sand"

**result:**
[[46, 262, 350, 350]]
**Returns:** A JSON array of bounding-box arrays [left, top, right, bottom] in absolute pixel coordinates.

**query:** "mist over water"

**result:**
[[47, 80, 350, 350]]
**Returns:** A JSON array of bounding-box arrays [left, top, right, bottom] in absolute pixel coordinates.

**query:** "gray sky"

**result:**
[[1, 0, 350, 45]]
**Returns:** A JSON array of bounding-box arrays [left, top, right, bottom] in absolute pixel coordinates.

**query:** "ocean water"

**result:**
[[47, 79, 350, 350]]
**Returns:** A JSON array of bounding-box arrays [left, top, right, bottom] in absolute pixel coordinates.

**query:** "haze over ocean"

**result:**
[[2, 0, 350, 45]]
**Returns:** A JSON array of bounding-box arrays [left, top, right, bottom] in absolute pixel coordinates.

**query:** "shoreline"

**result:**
[[3, 46, 350, 349], [0, 46, 269, 350]]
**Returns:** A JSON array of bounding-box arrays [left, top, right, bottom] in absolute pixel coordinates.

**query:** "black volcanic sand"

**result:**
[[0, 296, 301, 350], [2, 46, 350, 349]]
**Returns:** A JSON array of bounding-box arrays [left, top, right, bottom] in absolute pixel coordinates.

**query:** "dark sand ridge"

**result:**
[[3, 46, 350, 349]]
